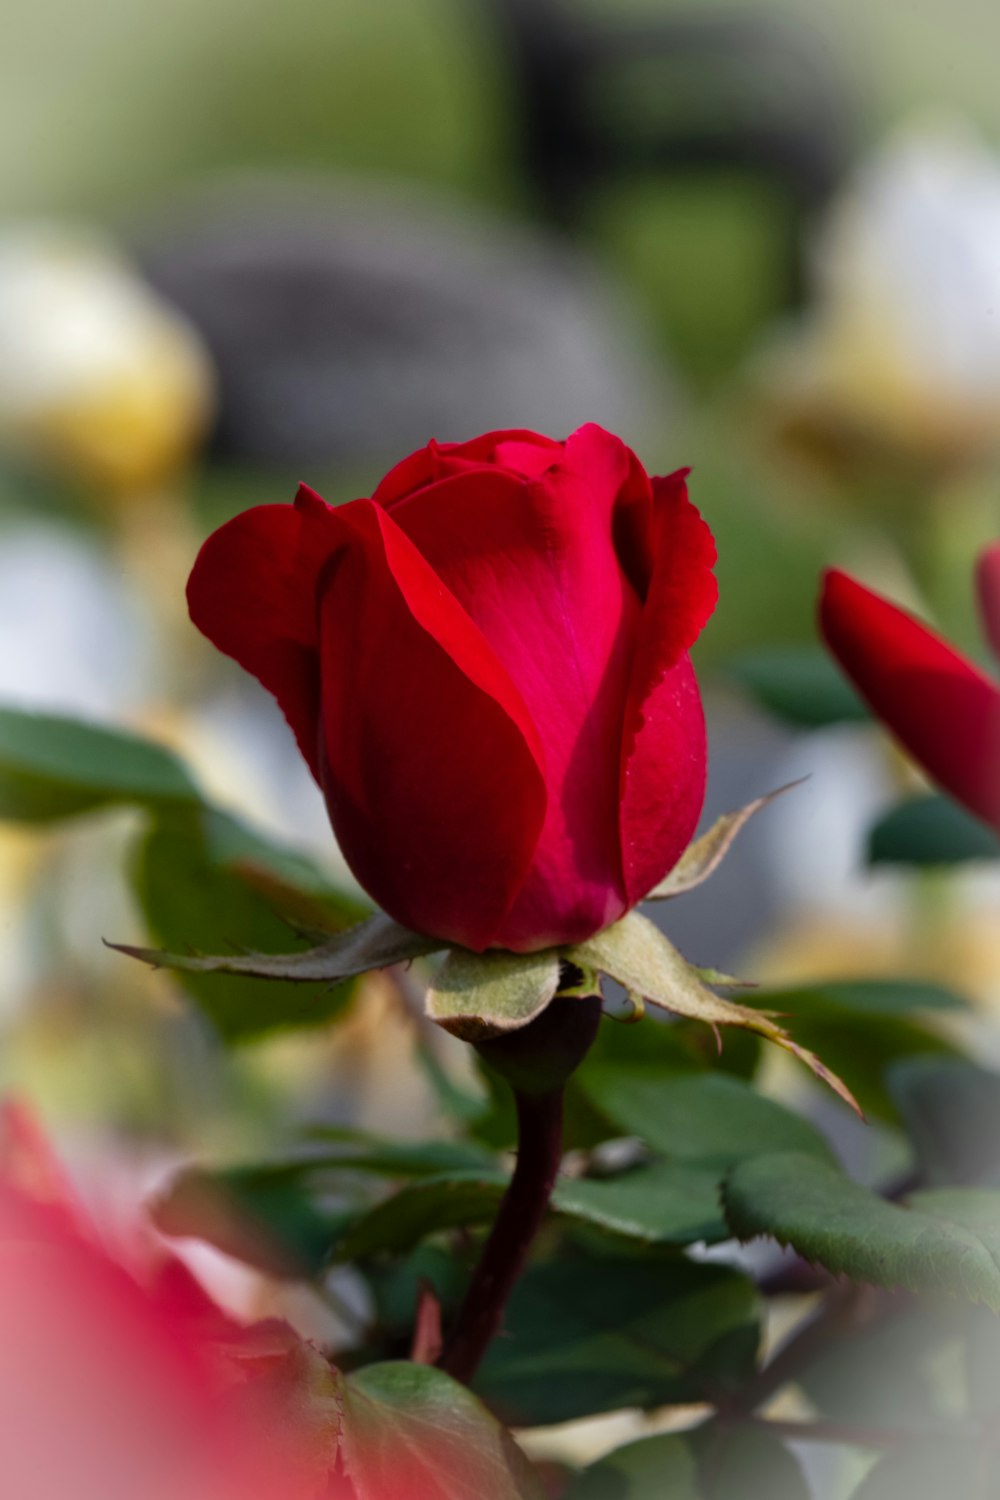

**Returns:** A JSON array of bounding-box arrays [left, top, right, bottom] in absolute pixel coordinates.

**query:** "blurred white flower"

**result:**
[[0, 224, 215, 490], [0, 523, 155, 714], [759, 121, 1000, 462]]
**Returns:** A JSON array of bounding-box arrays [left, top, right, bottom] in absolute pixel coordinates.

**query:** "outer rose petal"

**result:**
[[316, 499, 547, 950], [821, 568, 1000, 833], [562, 423, 655, 597], [389, 447, 642, 949], [186, 485, 338, 779], [619, 472, 718, 904], [977, 541, 1000, 665], [372, 429, 560, 507]]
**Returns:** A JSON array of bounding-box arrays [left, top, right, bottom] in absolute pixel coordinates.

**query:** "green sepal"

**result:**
[[0, 705, 200, 822], [645, 781, 802, 901], [568, 911, 860, 1114], [108, 909, 440, 984], [425, 947, 563, 1042]]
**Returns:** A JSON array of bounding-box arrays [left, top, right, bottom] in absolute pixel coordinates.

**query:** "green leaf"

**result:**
[[152, 1134, 498, 1273], [571, 912, 860, 1113], [334, 1171, 510, 1261], [332, 1154, 732, 1263], [341, 1362, 546, 1499], [868, 793, 1000, 866], [775, 1016, 953, 1125], [685, 1425, 811, 1500], [0, 706, 199, 821], [581, 1066, 836, 1171], [199, 807, 370, 931], [723, 1151, 1000, 1309], [646, 783, 800, 901], [671, 1020, 763, 1079], [151, 1162, 351, 1278], [799, 1300, 960, 1430], [299, 1127, 497, 1179], [566, 1433, 700, 1499], [474, 1253, 761, 1427], [888, 1057, 1000, 1185], [426, 948, 563, 1041], [584, 1009, 708, 1073], [584, 1004, 760, 1082], [726, 646, 868, 727], [119, 824, 437, 1007], [125, 814, 376, 1041], [964, 1288, 1000, 1420], [743, 979, 962, 1122], [463, 1057, 615, 1156], [750, 978, 968, 1019], [262, 1340, 544, 1499], [224, 1337, 342, 1492], [908, 1187, 1000, 1251], [552, 1161, 729, 1246], [463, 1058, 520, 1150], [567, 1424, 811, 1500], [849, 1440, 985, 1498], [364, 1244, 468, 1342]]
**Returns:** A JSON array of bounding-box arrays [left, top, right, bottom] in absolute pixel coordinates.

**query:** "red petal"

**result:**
[[436, 428, 559, 473], [977, 541, 1000, 665], [372, 430, 559, 507], [565, 424, 656, 598], [618, 473, 717, 903], [316, 500, 547, 949], [390, 452, 642, 947], [821, 568, 1000, 833], [186, 485, 338, 779]]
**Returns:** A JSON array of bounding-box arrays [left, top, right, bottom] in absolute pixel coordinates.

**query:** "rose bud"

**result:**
[[188, 424, 717, 952], [820, 546, 1000, 833]]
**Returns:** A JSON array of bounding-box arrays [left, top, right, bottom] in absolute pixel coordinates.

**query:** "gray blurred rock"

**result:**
[[135, 177, 671, 468]]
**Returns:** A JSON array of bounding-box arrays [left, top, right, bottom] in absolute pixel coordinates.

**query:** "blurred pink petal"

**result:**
[[977, 541, 1000, 664], [0, 1105, 338, 1500]]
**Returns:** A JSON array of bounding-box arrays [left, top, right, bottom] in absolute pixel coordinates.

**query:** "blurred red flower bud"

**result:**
[[188, 424, 717, 951], [820, 545, 1000, 833]]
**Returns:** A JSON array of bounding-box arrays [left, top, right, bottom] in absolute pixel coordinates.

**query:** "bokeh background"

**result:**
[[2, 3, 1000, 1495]]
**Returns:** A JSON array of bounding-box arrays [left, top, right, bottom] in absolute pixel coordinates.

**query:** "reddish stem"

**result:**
[[438, 1086, 564, 1385], [410, 1279, 444, 1365]]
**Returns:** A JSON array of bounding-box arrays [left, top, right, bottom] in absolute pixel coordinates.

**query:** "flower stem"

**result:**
[[438, 1085, 565, 1385]]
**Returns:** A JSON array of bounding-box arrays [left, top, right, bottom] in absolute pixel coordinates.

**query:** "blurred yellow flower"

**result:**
[[0, 225, 215, 492]]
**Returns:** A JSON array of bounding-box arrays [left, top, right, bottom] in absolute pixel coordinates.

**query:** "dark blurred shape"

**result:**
[[488, 0, 855, 302], [136, 180, 667, 470]]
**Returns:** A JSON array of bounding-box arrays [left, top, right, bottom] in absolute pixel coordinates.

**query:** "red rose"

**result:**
[[820, 545, 1000, 832], [188, 424, 717, 951]]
